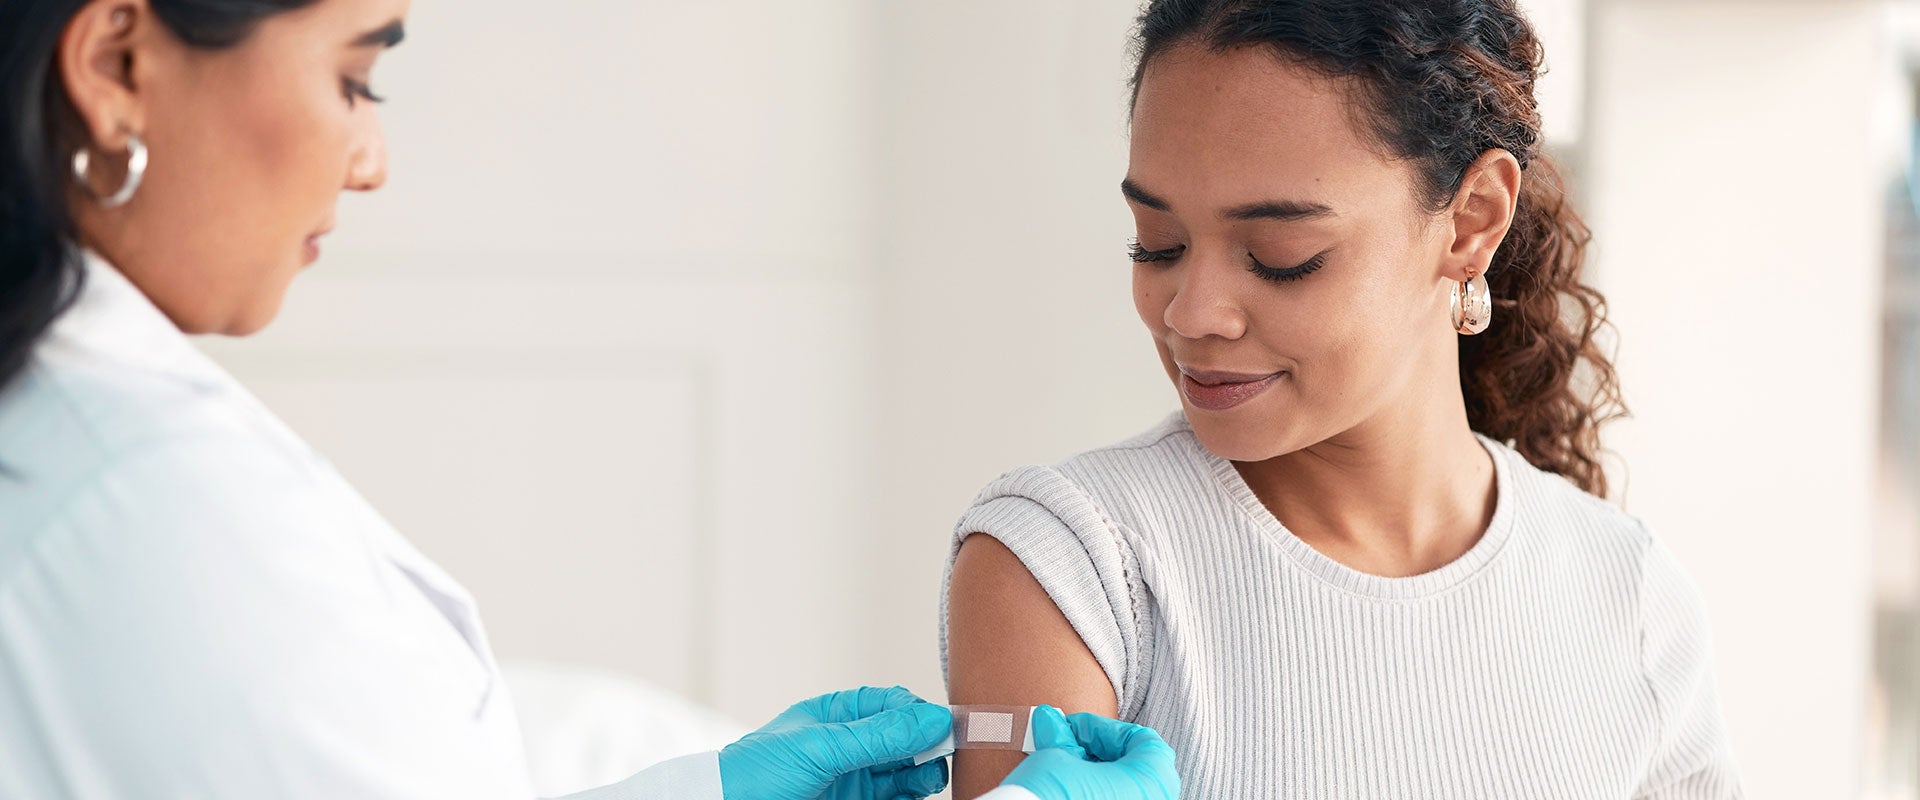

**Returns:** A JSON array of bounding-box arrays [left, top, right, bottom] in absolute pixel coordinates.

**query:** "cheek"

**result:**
[[134, 62, 350, 332], [228, 69, 352, 202], [1132, 268, 1167, 331], [1131, 270, 1185, 381], [1289, 258, 1435, 395], [150, 60, 350, 239], [1242, 268, 1353, 349], [1241, 269, 1389, 382]]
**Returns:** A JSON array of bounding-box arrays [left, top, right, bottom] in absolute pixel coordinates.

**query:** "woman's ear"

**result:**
[[1441, 148, 1522, 282], [58, 0, 155, 151]]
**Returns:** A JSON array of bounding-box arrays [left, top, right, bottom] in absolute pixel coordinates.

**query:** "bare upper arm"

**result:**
[[945, 532, 1117, 799]]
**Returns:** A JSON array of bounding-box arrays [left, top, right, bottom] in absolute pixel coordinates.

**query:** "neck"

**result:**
[[1233, 369, 1497, 578]]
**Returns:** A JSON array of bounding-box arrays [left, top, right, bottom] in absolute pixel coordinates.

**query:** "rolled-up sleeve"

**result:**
[[940, 465, 1154, 719]]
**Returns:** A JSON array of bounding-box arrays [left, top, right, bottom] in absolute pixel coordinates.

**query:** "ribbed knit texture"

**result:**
[[940, 413, 1741, 799]]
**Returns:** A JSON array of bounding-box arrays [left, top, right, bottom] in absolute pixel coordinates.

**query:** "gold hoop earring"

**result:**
[[1450, 271, 1491, 335]]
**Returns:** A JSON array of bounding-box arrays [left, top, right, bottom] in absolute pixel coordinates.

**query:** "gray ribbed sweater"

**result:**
[[940, 413, 1741, 798]]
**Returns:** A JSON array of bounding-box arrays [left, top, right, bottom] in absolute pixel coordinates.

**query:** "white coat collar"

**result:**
[[39, 248, 313, 460], [41, 248, 236, 393]]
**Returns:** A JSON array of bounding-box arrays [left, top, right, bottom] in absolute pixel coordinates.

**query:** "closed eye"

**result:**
[[1248, 250, 1329, 283], [1127, 238, 1185, 263], [342, 78, 385, 107]]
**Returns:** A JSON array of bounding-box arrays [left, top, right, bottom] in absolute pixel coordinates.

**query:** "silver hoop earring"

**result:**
[[72, 132, 148, 209], [1450, 272, 1492, 335]]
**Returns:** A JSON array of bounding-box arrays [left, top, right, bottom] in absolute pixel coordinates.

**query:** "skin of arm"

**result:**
[[945, 533, 1119, 799]]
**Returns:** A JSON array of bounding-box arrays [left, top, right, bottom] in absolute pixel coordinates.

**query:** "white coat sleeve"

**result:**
[[555, 755, 1038, 800], [0, 436, 533, 798], [552, 752, 723, 800]]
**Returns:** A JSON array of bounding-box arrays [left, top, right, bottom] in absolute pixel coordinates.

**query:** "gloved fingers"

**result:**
[[1066, 713, 1177, 767], [792, 685, 932, 724], [812, 702, 954, 775], [868, 758, 949, 799], [1062, 711, 1130, 758], [1027, 704, 1089, 758], [1117, 741, 1183, 800], [866, 756, 913, 774]]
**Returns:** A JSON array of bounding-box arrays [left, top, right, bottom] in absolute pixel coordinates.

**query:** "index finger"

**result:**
[[801, 685, 934, 723], [1066, 713, 1176, 765]]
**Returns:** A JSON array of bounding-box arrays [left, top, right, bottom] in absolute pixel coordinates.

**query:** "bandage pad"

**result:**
[[954, 704, 1035, 751], [911, 704, 1037, 766]]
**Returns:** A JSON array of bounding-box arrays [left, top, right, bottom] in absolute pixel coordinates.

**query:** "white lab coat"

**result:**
[[0, 253, 1034, 800]]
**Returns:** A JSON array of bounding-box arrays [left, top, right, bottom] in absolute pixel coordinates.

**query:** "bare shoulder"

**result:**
[[946, 532, 1117, 799]]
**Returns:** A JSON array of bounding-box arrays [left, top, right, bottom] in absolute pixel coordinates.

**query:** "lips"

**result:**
[[1177, 366, 1284, 412], [303, 225, 333, 266]]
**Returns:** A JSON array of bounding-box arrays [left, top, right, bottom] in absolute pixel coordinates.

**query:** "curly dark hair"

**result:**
[[1131, 0, 1627, 497]]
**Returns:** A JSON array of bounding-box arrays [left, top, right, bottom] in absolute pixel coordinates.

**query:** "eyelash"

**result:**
[[1127, 238, 1183, 264], [1127, 238, 1328, 283], [342, 78, 385, 108], [1249, 251, 1327, 283]]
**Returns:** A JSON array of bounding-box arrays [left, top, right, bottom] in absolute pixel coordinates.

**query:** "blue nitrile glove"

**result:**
[[1002, 705, 1181, 800], [717, 685, 953, 800]]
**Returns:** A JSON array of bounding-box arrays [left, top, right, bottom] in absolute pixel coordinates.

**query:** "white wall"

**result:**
[[863, 0, 1174, 703], [203, 0, 886, 723], [1583, 1, 1886, 797]]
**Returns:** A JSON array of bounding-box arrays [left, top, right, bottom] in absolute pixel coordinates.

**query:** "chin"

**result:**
[[222, 315, 275, 337], [224, 304, 284, 336], [220, 290, 292, 337], [1183, 405, 1312, 463]]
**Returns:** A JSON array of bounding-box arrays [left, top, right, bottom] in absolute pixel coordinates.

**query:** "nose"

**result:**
[[346, 119, 388, 192], [1162, 256, 1250, 342]]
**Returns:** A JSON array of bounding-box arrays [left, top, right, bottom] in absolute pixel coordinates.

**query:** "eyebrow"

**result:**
[[352, 20, 406, 48], [1121, 178, 1337, 221], [1120, 178, 1171, 211]]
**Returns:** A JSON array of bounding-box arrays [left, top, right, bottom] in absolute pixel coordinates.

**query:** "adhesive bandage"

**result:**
[[912, 704, 1038, 766]]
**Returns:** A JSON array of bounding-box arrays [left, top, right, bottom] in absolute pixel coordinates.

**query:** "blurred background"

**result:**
[[191, 0, 1917, 796]]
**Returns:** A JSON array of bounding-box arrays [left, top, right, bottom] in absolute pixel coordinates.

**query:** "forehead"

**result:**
[[312, 0, 411, 27], [247, 0, 410, 48], [1128, 44, 1405, 210]]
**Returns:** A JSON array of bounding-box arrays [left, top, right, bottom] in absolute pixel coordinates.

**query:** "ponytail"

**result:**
[[1462, 155, 1625, 496]]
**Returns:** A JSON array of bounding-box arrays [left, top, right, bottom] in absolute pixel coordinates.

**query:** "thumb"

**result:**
[[813, 702, 953, 774], [1028, 705, 1086, 758], [1067, 713, 1176, 765]]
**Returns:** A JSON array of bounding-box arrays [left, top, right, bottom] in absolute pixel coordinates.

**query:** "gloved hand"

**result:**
[[1002, 705, 1180, 800], [717, 685, 952, 800]]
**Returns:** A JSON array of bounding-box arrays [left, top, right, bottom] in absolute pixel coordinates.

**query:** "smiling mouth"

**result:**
[[1180, 368, 1279, 386], [1177, 367, 1285, 411]]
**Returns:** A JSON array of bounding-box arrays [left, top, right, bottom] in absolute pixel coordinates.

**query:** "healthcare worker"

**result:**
[[0, 1, 1183, 798]]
